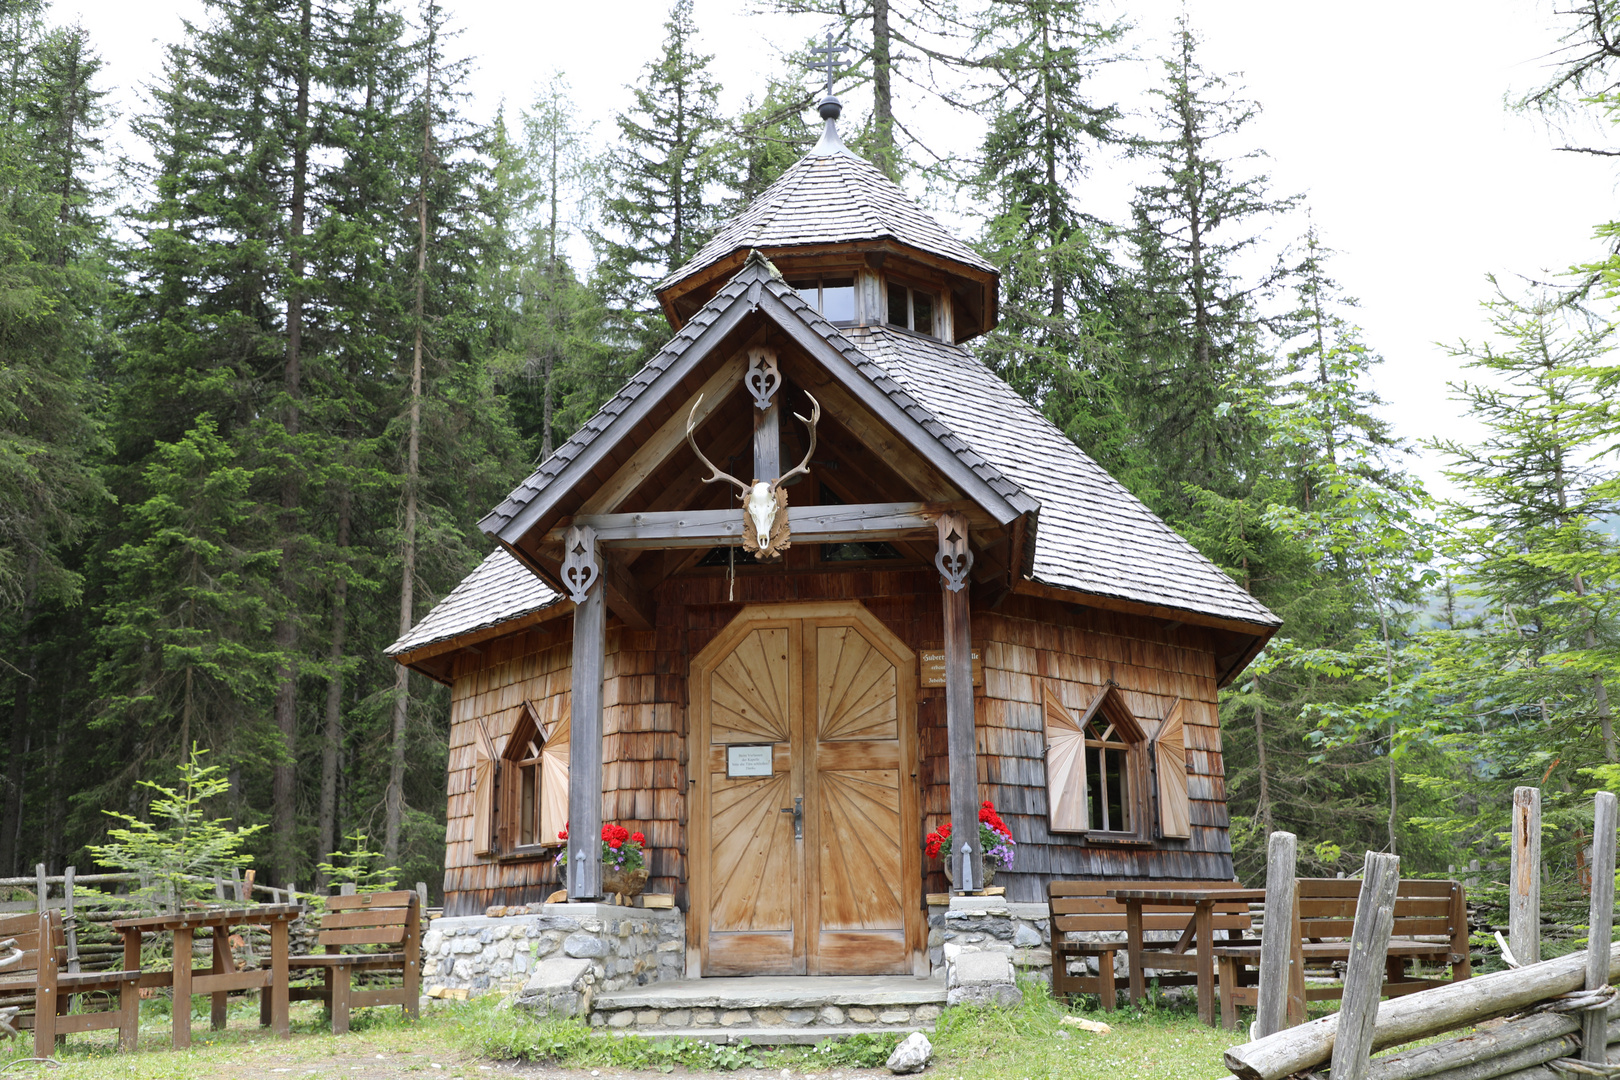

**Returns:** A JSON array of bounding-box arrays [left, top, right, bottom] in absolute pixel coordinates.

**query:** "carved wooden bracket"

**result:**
[[935, 511, 973, 592], [561, 525, 600, 604], [745, 347, 781, 410]]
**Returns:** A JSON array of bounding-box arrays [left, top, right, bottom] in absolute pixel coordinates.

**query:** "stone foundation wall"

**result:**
[[423, 903, 684, 999], [929, 897, 1057, 986]]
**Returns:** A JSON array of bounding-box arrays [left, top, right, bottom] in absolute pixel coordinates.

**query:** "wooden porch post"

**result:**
[[748, 347, 780, 479], [938, 512, 979, 892], [564, 525, 605, 900]]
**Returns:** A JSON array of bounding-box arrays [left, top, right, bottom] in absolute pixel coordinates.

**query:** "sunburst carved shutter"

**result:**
[[539, 710, 570, 846], [471, 720, 498, 856], [1155, 700, 1191, 839], [1044, 685, 1088, 832]]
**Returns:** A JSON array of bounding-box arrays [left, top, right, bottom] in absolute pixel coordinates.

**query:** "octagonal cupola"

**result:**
[[655, 95, 999, 343]]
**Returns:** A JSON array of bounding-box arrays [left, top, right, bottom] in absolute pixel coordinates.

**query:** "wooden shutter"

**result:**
[[471, 720, 498, 856], [1043, 685, 1088, 832], [538, 709, 570, 846], [1155, 699, 1192, 839]]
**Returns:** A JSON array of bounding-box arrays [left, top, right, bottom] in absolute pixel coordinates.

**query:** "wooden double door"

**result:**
[[690, 602, 922, 976]]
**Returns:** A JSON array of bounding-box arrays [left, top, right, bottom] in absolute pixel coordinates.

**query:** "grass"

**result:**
[[6, 980, 1240, 1078]]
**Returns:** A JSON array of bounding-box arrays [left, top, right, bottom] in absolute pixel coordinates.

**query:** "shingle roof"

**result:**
[[385, 547, 560, 657], [480, 255, 1038, 541], [658, 126, 994, 297], [390, 127, 1280, 662], [845, 326, 1280, 627]]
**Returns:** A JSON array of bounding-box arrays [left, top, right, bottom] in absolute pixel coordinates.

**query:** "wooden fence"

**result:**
[[1225, 787, 1620, 1080], [4, 865, 434, 977]]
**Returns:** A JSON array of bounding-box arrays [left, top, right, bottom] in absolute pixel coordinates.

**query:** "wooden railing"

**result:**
[[1223, 789, 1620, 1080]]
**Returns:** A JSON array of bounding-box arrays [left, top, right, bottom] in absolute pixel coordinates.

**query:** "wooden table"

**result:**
[[111, 904, 302, 1048], [1105, 887, 1265, 1027]]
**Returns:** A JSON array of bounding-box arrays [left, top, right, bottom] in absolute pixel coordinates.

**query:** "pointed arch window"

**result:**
[[470, 700, 570, 859], [1043, 683, 1189, 842]]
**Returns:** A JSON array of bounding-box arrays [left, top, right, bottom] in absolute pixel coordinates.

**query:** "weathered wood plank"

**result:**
[[1585, 792, 1617, 1063], [1255, 830, 1302, 1038], [551, 501, 988, 548], [943, 525, 979, 893], [1329, 851, 1402, 1080], [568, 534, 607, 901], [1510, 786, 1541, 967]]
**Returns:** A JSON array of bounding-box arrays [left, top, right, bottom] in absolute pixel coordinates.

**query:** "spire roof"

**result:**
[[657, 129, 995, 299]]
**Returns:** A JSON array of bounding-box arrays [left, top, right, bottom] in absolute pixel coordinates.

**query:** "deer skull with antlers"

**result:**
[[686, 393, 821, 560]]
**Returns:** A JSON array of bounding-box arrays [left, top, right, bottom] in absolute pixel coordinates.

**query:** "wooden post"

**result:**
[[232, 867, 244, 903], [1328, 851, 1402, 1080], [416, 881, 429, 913], [937, 512, 978, 893], [35, 863, 46, 911], [1583, 792, 1617, 1064], [564, 524, 605, 901], [340, 884, 356, 897], [747, 346, 780, 479], [1511, 786, 1541, 967], [1256, 831, 1305, 1038]]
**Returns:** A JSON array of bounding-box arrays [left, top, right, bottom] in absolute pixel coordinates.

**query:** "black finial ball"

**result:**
[[818, 95, 842, 121]]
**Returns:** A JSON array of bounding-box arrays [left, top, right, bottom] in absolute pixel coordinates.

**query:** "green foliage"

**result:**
[[316, 831, 399, 895], [90, 745, 265, 913]]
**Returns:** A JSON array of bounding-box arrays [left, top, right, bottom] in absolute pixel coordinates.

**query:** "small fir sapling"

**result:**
[[91, 744, 265, 914]]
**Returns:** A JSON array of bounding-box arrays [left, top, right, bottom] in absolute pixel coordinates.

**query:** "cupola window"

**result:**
[[789, 277, 855, 324], [886, 280, 936, 337]]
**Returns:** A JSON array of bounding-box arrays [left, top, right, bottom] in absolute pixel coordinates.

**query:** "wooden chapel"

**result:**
[[387, 92, 1281, 979]]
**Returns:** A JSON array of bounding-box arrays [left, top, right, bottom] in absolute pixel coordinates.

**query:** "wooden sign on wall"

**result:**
[[919, 649, 984, 688]]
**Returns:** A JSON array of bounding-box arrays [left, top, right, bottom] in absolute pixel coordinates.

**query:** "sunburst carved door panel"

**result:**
[[692, 604, 919, 978], [805, 619, 913, 975], [701, 623, 799, 975]]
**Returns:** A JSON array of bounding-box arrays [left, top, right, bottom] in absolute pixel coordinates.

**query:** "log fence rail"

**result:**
[[1224, 789, 1620, 1080]]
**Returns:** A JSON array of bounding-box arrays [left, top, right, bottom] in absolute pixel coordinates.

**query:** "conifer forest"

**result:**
[[2, 0, 1618, 906]]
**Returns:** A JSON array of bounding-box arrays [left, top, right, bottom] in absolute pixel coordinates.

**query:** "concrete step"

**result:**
[[607, 1024, 928, 1046]]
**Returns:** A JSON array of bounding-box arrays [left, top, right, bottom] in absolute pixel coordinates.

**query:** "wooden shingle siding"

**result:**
[[441, 571, 1237, 916]]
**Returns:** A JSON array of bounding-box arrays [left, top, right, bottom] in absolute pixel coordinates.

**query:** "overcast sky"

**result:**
[[57, 0, 1619, 497]]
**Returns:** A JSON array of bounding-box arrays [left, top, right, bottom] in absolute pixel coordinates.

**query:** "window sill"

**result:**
[[497, 843, 562, 863]]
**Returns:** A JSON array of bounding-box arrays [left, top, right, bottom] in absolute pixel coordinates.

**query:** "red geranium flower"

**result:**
[[631, 832, 645, 845], [608, 838, 623, 849]]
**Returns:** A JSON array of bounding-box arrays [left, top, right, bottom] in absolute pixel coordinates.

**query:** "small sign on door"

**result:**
[[727, 744, 775, 778]]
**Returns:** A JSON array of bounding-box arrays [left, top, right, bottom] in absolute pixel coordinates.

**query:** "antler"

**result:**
[[773, 393, 821, 491], [685, 396, 750, 493]]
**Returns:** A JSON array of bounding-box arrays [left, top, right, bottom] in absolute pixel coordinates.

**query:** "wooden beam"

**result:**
[[565, 527, 605, 901], [790, 362, 962, 503], [575, 352, 748, 516], [547, 501, 990, 549], [940, 511, 980, 893], [753, 401, 780, 482]]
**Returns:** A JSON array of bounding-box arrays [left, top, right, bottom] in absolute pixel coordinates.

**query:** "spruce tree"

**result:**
[[1120, 18, 1301, 520], [592, 0, 724, 366], [967, 0, 1133, 479]]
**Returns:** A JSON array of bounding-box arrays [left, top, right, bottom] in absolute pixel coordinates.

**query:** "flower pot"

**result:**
[[941, 856, 996, 891], [602, 867, 649, 906]]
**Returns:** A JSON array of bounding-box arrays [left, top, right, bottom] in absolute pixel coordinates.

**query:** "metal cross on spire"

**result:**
[[810, 28, 846, 100]]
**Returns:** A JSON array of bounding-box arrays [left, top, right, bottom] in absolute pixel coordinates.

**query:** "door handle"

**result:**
[[779, 796, 803, 840]]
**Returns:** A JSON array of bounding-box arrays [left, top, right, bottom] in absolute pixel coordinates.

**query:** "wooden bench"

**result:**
[[1048, 880, 1255, 1011], [0, 910, 143, 1057], [280, 891, 421, 1033], [1212, 877, 1470, 1029]]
